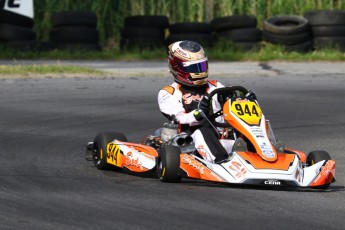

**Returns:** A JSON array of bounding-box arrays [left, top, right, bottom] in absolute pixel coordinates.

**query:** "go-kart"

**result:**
[[85, 86, 336, 189]]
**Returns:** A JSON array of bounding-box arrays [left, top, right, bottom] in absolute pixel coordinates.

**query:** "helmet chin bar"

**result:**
[[190, 72, 208, 86], [192, 78, 208, 86]]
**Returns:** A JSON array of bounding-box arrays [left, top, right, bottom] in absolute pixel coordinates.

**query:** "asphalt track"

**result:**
[[0, 68, 345, 229]]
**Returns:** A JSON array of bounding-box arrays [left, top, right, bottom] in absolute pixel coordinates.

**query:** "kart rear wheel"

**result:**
[[307, 150, 332, 189], [158, 145, 181, 183], [93, 132, 127, 170]]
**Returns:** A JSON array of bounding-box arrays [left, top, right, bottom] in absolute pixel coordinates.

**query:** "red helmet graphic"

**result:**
[[168, 40, 208, 87]]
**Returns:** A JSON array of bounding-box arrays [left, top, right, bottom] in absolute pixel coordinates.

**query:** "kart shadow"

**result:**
[[98, 165, 159, 179], [95, 166, 344, 193], [181, 179, 345, 193]]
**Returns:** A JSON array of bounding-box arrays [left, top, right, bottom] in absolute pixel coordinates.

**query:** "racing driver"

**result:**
[[158, 40, 238, 163]]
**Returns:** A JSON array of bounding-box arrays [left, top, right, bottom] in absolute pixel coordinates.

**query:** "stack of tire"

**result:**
[[304, 10, 345, 51], [211, 15, 262, 51], [166, 22, 213, 47], [263, 15, 312, 52], [50, 11, 100, 51], [0, 10, 42, 51], [120, 16, 169, 50]]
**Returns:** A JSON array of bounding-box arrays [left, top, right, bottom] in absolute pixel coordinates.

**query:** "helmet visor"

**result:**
[[181, 58, 208, 73]]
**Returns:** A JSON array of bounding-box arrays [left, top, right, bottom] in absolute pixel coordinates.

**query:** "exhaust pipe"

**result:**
[[174, 134, 193, 147]]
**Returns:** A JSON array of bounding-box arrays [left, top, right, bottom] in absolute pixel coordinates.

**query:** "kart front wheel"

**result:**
[[306, 150, 331, 166], [93, 132, 127, 170], [158, 145, 181, 183]]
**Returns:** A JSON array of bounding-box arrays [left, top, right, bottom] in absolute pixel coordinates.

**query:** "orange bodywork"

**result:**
[[285, 148, 306, 163], [111, 141, 158, 172], [118, 141, 158, 157], [180, 154, 225, 182], [310, 160, 336, 187], [236, 152, 295, 170], [223, 101, 278, 162]]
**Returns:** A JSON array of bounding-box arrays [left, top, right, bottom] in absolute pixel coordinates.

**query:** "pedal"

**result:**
[[85, 142, 94, 161]]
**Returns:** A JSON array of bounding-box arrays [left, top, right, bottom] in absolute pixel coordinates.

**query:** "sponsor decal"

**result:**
[[263, 150, 274, 158], [175, 48, 191, 59], [322, 160, 335, 176], [196, 145, 207, 159], [181, 155, 205, 175], [1, 0, 34, 18], [125, 151, 144, 170], [264, 180, 281, 185], [1, 0, 19, 8], [182, 93, 202, 105], [250, 128, 264, 133], [228, 161, 247, 179], [235, 98, 249, 103]]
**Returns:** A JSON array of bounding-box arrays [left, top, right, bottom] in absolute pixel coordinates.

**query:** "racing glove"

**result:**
[[194, 94, 210, 121], [245, 90, 257, 100]]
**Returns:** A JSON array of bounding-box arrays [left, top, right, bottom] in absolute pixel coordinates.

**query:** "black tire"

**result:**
[[211, 15, 257, 31], [55, 43, 101, 52], [311, 26, 345, 37], [166, 33, 213, 47], [0, 23, 36, 41], [158, 145, 181, 182], [307, 150, 331, 166], [121, 27, 165, 38], [169, 22, 212, 34], [263, 31, 310, 45], [0, 10, 33, 28], [216, 28, 262, 42], [124, 16, 169, 29], [284, 40, 313, 52], [7, 41, 56, 52], [263, 15, 309, 35], [93, 132, 128, 170], [306, 150, 332, 189], [120, 37, 165, 50], [50, 27, 99, 43], [52, 11, 97, 27], [313, 36, 345, 51], [304, 10, 345, 26]]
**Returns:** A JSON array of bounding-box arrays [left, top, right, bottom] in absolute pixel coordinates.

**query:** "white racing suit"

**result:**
[[158, 80, 234, 163]]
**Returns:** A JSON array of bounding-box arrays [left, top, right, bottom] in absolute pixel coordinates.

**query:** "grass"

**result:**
[[1, 41, 345, 62], [0, 65, 104, 76], [1, 41, 345, 77]]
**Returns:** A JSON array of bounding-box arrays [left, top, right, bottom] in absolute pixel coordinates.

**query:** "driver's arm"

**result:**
[[158, 89, 199, 125]]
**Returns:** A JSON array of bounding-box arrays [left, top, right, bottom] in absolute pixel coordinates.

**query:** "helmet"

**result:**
[[168, 40, 208, 87]]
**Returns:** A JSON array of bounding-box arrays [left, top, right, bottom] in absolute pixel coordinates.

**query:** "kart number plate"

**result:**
[[106, 143, 122, 166], [231, 99, 262, 125]]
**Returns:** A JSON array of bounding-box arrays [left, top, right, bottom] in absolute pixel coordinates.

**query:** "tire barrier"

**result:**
[[304, 10, 345, 51], [120, 15, 169, 50], [166, 22, 213, 47], [49, 11, 101, 52], [0, 10, 33, 28], [263, 15, 312, 52], [0, 9, 38, 51], [211, 15, 261, 51], [3, 10, 345, 53]]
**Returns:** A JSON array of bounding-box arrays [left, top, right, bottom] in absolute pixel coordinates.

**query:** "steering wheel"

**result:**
[[201, 86, 249, 128]]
